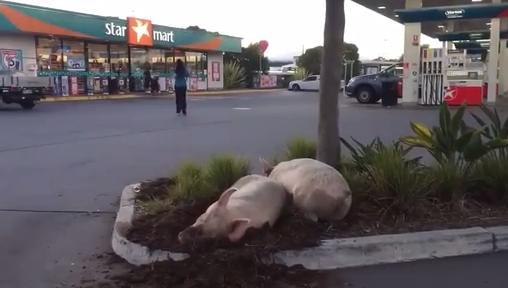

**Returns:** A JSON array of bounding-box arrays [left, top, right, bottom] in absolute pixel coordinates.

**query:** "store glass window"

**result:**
[[185, 51, 207, 78], [36, 37, 63, 71], [185, 52, 199, 76], [199, 53, 208, 76], [174, 49, 185, 71], [165, 49, 175, 74], [63, 40, 85, 71], [148, 49, 165, 74], [130, 47, 149, 77], [88, 43, 109, 74], [110, 44, 128, 75]]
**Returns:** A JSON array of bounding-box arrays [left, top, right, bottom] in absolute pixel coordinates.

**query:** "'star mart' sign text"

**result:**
[[105, 18, 174, 46]]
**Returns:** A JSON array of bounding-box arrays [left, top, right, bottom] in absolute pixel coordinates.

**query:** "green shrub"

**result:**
[[338, 162, 370, 204], [342, 137, 431, 215], [136, 178, 176, 202], [224, 61, 247, 89], [471, 154, 508, 205], [341, 137, 419, 173], [401, 103, 508, 166], [206, 155, 250, 193], [139, 197, 174, 216], [470, 105, 508, 159], [292, 67, 309, 81], [285, 137, 317, 160], [172, 156, 250, 202], [365, 144, 432, 215], [428, 162, 469, 202], [173, 162, 212, 201], [400, 104, 508, 202]]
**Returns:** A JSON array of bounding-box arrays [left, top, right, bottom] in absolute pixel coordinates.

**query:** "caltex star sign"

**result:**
[[127, 17, 153, 46]]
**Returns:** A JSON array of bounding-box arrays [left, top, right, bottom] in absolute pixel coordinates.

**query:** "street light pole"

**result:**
[[259, 53, 262, 81], [259, 53, 263, 77], [344, 62, 348, 85]]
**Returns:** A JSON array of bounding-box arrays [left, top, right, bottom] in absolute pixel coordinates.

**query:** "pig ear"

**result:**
[[217, 188, 237, 207], [228, 218, 251, 242], [259, 157, 274, 175]]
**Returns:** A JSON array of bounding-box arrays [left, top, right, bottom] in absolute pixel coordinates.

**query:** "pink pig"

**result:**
[[178, 175, 288, 243], [262, 158, 352, 222]]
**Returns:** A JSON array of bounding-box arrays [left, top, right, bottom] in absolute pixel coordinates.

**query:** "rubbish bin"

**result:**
[[109, 77, 119, 94], [381, 80, 398, 107]]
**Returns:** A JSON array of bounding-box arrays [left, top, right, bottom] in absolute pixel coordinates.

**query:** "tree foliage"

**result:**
[[224, 61, 246, 89], [224, 43, 269, 87], [297, 43, 360, 80]]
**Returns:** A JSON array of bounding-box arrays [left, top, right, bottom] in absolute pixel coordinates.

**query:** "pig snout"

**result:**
[[178, 226, 200, 244]]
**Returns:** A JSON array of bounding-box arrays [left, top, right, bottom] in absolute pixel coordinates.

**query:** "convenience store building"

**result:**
[[0, 1, 242, 95]]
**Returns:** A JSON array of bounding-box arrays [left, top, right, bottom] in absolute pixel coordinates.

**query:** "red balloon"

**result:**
[[259, 40, 269, 54]]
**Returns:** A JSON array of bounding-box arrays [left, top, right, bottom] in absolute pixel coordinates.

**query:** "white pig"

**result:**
[[262, 158, 352, 222], [178, 175, 288, 243]]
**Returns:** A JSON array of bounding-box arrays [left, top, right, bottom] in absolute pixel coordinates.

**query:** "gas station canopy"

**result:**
[[352, 0, 508, 105], [436, 30, 508, 41], [396, 3, 508, 23], [353, 0, 508, 37]]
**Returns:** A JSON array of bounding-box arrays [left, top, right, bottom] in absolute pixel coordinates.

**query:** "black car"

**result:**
[[345, 63, 403, 104]]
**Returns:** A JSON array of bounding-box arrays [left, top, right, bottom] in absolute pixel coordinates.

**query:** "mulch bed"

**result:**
[[116, 178, 508, 288], [111, 251, 339, 288]]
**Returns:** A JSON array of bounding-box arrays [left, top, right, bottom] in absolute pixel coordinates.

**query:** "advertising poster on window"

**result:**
[[158, 77, 167, 91], [87, 77, 95, 95], [52, 77, 62, 96], [70, 77, 79, 95], [260, 75, 277, 88], [67, 55, 86, 71], [189, 77, 198, 91], [212, 61, 220, 82], [0, 49, 23, 73], [61, 76, 69, 96], [167, 77, 174, 90]]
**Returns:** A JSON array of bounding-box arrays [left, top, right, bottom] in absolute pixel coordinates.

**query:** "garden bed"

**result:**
[[128, 178, 508, 254], [114, 178, 508, 288]]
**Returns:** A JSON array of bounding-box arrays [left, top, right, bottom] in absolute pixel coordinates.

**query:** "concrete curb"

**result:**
[[42, 95, 141, 102], [112, 183, 508, 269], [486, 226, 508, 251], [272, 227, 494, 270], [111, 184, 189, 266], [189, 88, 285, 96], [42, 89, 285, 103]]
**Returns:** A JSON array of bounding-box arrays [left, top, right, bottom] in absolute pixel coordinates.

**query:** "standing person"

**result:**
[[143, 63, 151, 93], [175, 59, 189, 116]]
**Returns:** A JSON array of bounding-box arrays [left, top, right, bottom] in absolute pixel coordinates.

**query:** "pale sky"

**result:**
[[11, 0, 440, 61]]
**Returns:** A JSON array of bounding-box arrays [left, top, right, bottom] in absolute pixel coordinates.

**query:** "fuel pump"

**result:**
[[420, 48, 446, 106], [444, 49, 485, 106]]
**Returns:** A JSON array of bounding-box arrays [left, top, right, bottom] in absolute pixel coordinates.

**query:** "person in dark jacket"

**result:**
[[143, 63, 151, 93], [174, 59, 189, 116]]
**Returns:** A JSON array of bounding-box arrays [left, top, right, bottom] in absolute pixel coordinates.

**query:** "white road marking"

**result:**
[[233, 107, 252, 111]]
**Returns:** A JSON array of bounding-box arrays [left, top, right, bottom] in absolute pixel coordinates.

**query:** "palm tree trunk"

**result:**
[[317, 0, 345, 167]]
